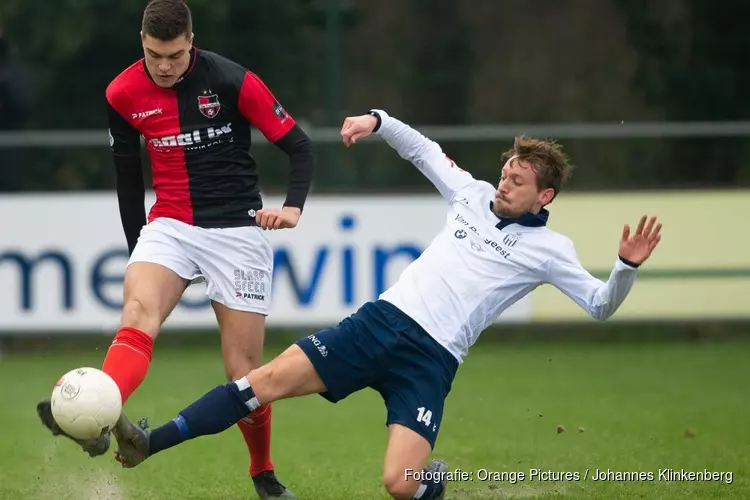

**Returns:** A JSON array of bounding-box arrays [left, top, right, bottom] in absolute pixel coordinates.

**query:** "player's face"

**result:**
[[493, 159, 555, 218], [141, 33, 194, 88]]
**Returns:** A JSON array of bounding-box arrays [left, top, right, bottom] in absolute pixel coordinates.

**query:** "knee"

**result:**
[[383, 470, 417, 500], [245, 363, 282, 403], [121, 297, 160, 336], [222, 340, 263, 382], [251, 363, 273, 388], [224, 356, 257, 382]]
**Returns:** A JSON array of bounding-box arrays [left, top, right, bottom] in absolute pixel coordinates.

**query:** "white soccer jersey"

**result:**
[[372, 109, 639, 363]]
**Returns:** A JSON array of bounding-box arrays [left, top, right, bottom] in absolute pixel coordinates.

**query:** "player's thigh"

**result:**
[[378, 329, 459, 451], [247, 344, 327, 403], [381, 379, 448, 451], [121, 262, 190, 336], [123, 221, 198, 335], [192, 225, 273, 317], [212, 300, 266, 381], [295, 302, 399, 404], [382, 423, 433, 500]]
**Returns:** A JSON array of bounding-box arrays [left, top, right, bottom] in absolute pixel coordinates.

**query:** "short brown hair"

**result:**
[[142, 0, 192, 41], [501, 135, 572, 203]]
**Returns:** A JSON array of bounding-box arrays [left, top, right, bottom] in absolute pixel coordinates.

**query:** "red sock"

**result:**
[[237, 404, 274, 477], [101, 327, 154, 404]]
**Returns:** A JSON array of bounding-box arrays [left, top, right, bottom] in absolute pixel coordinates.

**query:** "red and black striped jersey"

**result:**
[[106, 48, 313, 244]]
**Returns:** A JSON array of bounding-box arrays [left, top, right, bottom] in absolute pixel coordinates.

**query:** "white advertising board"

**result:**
[[3, 190, 747, 333]]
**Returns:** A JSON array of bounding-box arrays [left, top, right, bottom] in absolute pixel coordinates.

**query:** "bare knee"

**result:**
[[251, 362, 275, 387], [221, 334, 264, 381], [215, 306, 266, 382], [245, 363, 278, 403], [224, 353, 260, 382], [383, 470, 417, 500], [121, 297, 160, 337]]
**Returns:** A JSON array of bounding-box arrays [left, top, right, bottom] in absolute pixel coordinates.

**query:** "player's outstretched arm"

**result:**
[[546, 215, 662, 320], [341, 109, 475, 202], [106, 100, 146, 256]]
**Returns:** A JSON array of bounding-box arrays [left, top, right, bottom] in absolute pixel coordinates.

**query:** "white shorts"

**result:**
[[128, 217, 273, 315]]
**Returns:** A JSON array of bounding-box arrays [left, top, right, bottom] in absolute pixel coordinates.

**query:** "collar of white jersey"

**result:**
[[489, 202, 549, 230]]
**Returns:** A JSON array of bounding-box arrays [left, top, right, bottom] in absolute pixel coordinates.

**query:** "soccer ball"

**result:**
[[50, 367, 122, 440]]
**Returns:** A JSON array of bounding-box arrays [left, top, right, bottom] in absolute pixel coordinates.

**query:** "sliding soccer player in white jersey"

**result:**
[[111, 109, 662, 500]]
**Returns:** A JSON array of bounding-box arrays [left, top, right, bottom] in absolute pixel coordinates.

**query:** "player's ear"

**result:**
[[539, 188, 555, 206]]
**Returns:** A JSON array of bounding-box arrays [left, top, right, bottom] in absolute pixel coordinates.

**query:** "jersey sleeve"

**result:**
[[545, 238, 639, 321], [106, 90, 146, 255], [237, 72, 296, 143], [107, 99, 141, 157], [370, 109, 476, 202]]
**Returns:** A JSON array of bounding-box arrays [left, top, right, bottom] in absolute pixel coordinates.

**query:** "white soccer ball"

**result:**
[[50, 367, 122, 440]]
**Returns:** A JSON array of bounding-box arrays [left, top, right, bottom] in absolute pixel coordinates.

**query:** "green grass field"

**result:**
[[0, 335, 748, 499]]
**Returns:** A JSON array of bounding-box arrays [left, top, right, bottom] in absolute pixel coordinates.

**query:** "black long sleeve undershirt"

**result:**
[[114, 154, 146, 255], [273, 124, 315, 211], [108, 101, 146, 255]]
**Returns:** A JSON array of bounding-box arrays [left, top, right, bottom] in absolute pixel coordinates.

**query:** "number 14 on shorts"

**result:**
[[417, 407, 437, 431]]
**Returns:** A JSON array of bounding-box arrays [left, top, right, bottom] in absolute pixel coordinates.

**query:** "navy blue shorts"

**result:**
[[296, 300, 459, 448]]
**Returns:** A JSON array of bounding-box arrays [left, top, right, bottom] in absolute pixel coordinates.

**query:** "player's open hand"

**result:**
[[341, 114, 378, 147], [256, 206, 301, 230], [618, 215, 662, 265]]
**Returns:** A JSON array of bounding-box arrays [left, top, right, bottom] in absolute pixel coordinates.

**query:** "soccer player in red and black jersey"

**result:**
[[36, 1, 309, 498]]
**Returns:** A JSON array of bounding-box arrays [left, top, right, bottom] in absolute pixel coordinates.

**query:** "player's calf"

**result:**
[[100, 326, 154, 405], [383, 459, 448, 500], [383, 460, 447, 499], [383, 470, 418, 500]]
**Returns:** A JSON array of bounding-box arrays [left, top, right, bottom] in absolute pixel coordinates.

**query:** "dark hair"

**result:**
[[142, 0, 192, 41], [501, 135, 573, 203]]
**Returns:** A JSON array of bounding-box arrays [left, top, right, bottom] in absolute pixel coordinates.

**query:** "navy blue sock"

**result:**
[[149, 379, 260, 455]]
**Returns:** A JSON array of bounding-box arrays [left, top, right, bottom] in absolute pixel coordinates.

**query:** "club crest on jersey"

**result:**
[[198, 93, 221, 118], [503, 233, 520, 248]]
